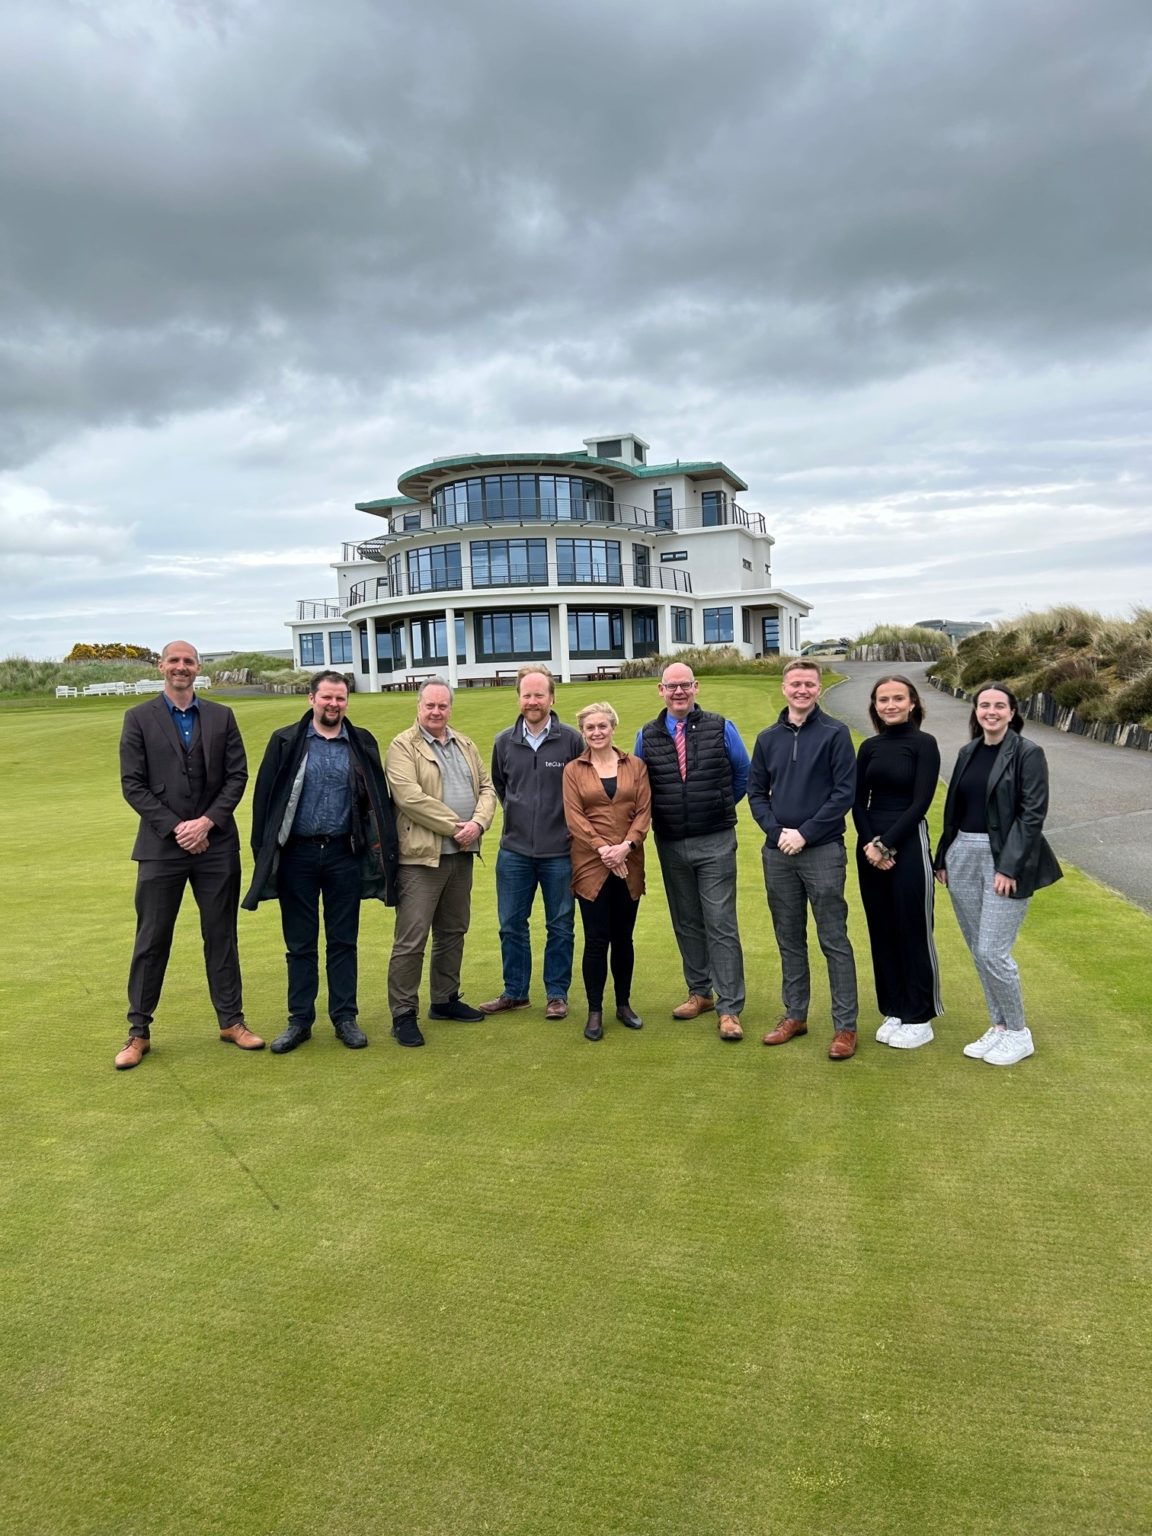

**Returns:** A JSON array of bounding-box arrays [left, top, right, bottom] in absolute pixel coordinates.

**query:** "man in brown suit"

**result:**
[[114, 640, 263, 1068]]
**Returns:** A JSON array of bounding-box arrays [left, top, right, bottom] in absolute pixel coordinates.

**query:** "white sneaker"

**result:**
[[963, 1025, 1007, 1060], [983, 1027, 1034, 1067], [889, 1022, 934, 1050], [876, 1016, 902, 1044]]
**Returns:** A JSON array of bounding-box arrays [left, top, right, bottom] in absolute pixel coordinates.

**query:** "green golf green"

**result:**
[[2, 677, 1149, 1535]]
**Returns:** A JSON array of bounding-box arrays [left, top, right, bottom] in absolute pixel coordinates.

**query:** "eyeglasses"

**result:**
[[661, 683, 696, 693]]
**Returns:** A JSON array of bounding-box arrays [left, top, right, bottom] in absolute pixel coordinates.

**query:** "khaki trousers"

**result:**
[[387, 855, 475, 1016]]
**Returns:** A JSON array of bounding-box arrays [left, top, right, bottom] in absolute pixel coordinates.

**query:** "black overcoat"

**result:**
[[241, 711, 398, 909]]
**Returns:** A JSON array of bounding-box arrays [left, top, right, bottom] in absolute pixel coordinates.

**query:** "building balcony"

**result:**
[[296, 599, 345, 621], [344, 561, 692, 609], [340, 500, 764, 561]]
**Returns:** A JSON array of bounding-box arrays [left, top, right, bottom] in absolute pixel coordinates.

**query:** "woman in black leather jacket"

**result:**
[[934, 683, 1062, 1067]]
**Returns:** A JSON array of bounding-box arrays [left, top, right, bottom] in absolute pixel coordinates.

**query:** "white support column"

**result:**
[[657, 602, 671, 654], [556, 602, 571, 683], [445, 605, 458, 688], [623, 607, 634, 661], [367, 616, 379, 694]]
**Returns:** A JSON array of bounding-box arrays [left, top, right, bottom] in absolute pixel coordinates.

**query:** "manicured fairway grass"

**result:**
[[2, 678, 1150, 1535]]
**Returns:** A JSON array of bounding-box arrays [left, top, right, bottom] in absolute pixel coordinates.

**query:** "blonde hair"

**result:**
[[576, 700, 619, 731]]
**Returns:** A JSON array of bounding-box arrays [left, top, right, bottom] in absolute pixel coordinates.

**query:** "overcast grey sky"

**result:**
[[2, 0, 1149, 656]]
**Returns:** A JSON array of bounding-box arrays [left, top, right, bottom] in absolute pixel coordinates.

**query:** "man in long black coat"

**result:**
[[242, 671, 398, 1054]]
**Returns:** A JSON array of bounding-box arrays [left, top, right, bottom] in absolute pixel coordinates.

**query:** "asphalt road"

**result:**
[[823, 661, 1152, 913]]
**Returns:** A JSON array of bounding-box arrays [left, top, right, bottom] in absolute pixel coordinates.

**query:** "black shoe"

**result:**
[[391, 1012, 425, 1048], [616, 1006, 644, 1030], [270, 1022, 312, 1055], [428, 995, 485, 1022], [333, 1018, 368, 1049], [584, 1010, 604, 1041]]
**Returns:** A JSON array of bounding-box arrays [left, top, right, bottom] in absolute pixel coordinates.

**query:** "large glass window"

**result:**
[[761, 616, 780, 654], [631, 544, 651, 587], [632, 609, 658, 657], [741, 608, 752, 644], [568, 609, 624, 658], [406, 543, 462, 594], [299, 632, 324, 666], [329, 630, 353, 665], [556, 538, 622, 584], [704, 607, 733, 644], [475, 609, 552, 661], [434, 474, 614, 525], [673, 607, 693, 644], [471, 538, 548, 587], [360, 620, 406, 672], [653, 488, 673, 529], [701, 490, 728, 527], [410, 616, 469, 665]]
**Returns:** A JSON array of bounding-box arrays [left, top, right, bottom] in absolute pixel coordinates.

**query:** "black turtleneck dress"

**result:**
[[852, 722, 942, 1025]]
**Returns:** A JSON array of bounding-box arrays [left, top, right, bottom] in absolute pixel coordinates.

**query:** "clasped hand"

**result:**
[[174, 816, 213, 855], [597, 842, 630, 877]]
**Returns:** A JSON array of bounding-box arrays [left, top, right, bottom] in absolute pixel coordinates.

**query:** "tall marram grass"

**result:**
[[849, 624, 954, 660], [619, 646, 789, 679], [930, 605, 1152, 726]]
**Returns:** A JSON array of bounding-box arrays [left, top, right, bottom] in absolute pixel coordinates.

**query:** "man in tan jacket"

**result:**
[[384, 678, 497, 1046]]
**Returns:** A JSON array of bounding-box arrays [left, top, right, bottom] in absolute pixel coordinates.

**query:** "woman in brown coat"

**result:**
[[562, 701, 652, 1041]]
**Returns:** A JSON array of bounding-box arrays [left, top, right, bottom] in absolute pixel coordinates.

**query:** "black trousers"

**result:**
[[127, 847, 243, 1035], [576, 878, 641, 1010], [856, 820, 942, 1025], [278, 839, 362, 1026]]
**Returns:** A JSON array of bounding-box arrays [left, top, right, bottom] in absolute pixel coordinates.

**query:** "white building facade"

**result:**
[[289, 433, 811, 690]]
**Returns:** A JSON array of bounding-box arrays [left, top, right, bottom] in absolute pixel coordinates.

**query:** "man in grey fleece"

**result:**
[[479, 666, 583, 1019]]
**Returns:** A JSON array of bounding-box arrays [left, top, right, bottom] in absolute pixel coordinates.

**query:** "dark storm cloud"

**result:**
[[2, 0, 1150, 466]]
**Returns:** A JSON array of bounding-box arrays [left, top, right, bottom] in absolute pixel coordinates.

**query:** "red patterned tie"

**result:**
[[675, 718, 687, 780]]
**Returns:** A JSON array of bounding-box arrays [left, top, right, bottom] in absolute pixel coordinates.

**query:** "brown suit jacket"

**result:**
[[562, 747, 651, 901], [120, 692, 248, 861]]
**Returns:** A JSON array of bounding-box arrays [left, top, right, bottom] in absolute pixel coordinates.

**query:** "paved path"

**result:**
[[823, 661, 1152, 913]]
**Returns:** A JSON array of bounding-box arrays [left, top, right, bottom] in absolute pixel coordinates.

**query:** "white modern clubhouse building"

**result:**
[[289, 432, 812, 689]]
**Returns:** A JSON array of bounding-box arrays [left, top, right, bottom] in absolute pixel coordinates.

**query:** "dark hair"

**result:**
[[968, 681, 1024, 739], [868, 673, 924, 732], [309, 670, 348, 695]]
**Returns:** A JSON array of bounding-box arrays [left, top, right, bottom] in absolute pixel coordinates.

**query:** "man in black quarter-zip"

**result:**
[[748, 659, 859, 1060]]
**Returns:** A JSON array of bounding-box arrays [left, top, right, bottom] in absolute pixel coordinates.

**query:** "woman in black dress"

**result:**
[[853, 674, 942, 1049]]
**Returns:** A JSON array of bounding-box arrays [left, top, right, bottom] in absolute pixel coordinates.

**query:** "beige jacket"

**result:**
[[385, 721, 497, 867]]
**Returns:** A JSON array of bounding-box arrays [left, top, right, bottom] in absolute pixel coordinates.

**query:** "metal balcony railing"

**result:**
[[344, 561, 693, 608], [296, 599, 345, 620], [341, 501, 764, 560]]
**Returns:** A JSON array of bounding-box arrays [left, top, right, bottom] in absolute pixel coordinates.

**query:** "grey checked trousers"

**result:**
[[944, 831, 1030, 1032], [761, 839, 858, 1032]]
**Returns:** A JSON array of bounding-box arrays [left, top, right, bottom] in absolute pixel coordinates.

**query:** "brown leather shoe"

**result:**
[[672, 993, 715, 1019], [115, 1036, 150, 1070], [762, 1017, 808, 1046], [477, 994, 530, 1014], [828, 1029, 858, 1060], [220, 1020, 266, 1050], [718, 1013, 743, 1042], [545, 998, 569, 1019]]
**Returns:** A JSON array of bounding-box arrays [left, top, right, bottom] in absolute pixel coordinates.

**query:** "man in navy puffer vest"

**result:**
[[635, 662, 750, 1043]]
